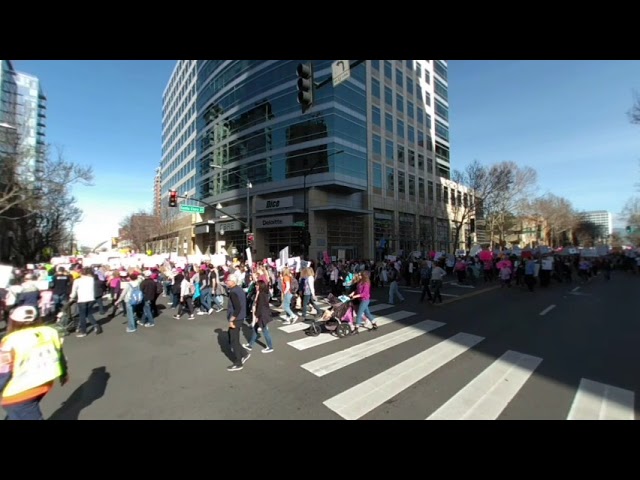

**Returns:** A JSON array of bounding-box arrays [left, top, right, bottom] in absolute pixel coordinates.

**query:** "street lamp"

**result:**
[[302, 149, 344, 259], [211, 165, 252, 234]]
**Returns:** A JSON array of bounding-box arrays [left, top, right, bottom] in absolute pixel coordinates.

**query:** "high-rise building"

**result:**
[[153, 166, 162, 217], [157, 60, 198, 254], [14, 71, 46, 187], [160, 60, 470, 259], [0, 60, 18, 128], [581, 210, 612, 242]]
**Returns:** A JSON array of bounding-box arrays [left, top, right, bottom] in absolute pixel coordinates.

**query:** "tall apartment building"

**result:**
[[157, 60, 198, 253], [153, 166, 162, 217], [14, 71, 47, 187], [581, 210, 612, 242], [159, 60, 471, 259]]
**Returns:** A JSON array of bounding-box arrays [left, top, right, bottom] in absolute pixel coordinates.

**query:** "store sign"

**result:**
[[257, 196, 293, 211], [215, 221, 241, 233], [257, 215, 294, 229]]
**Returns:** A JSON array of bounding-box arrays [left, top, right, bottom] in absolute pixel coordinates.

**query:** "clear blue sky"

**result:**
[[11, 60, 640, 247]]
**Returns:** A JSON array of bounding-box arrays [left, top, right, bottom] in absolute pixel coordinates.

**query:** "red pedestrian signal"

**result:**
[[169, 189, 178, 207]]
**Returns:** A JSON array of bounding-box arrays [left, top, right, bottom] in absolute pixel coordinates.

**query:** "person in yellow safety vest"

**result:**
[[0, 305, 69, 420]]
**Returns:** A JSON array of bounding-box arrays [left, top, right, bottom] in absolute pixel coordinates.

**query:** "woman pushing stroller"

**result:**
[[349, 270, 378, 334]]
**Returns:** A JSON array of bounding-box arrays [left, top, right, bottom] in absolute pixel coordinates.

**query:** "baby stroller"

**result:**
[[305, 294, 359, 338]]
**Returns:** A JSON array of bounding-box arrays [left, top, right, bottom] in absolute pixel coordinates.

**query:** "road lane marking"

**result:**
[[301, 320, 446, 377], [539, 305, 556, 316], [323, 332, 484, 420], [426, 350, 542, 420], [567, 378, 635, 420]]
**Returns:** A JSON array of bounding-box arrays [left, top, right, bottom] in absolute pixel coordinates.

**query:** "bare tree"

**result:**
[[119, 209, 162, 253], [0, 119, 92, 219], [0, 132, 93, 262], [449, 160, 497, 253], [483, 161, 538, 247], [528, 193, 575, 247], [621, 196, 640, 246]]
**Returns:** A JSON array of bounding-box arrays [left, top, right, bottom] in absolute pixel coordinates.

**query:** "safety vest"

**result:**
[[1, 326, 64, 398]]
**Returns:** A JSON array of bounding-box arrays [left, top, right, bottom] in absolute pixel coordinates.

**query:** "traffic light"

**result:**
[[303, 230, 311, 247], [247, 232, 254, 249], [297, 229, 304, 245], [296, 62, 314, 113], [168, 189, 178, 207]]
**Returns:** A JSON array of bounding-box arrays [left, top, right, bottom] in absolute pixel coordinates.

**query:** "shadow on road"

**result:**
[[49, 366, 110, 420], [215, 328, 235, 363], [215, 325, 252, 362]]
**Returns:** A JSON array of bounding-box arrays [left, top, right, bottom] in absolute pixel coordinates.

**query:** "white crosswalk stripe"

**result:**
[[274, 305, 636, 420], [426, 350, 542, 420], [301, 320, 446, 377], [567, 378, 635, 420], [323, 332, 484, 420]]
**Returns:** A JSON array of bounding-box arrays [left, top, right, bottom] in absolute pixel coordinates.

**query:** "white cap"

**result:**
[[10, 306, 37, 323]]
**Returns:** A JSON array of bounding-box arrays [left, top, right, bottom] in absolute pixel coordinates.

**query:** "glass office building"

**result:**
[[158, 60, 198, 253], [14, 71, 47, 187], [163, 60, 459, 260]]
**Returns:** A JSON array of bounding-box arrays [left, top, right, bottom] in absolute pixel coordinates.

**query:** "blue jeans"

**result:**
[[142, 300, 154, 325], [355, 299, 375, 327], [125, 302, 136, 331], [77, 301, 99, 333], [248, 324, 273, 349], [283, 293, 295, 318], [200, 287, 211, 311], [4, 394, 45, 420]]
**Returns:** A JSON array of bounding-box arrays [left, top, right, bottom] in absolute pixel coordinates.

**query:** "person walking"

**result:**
[[226, 276, 250, 372], [0, 306, 69, 420]]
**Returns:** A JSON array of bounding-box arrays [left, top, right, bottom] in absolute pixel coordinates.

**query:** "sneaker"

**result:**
[[262, 347, 273, 353], [173, 315, 180, 320], [144, 323, 155, 328], [244, 343, 253, 351], [196, 311, 207, 316], [227, 365, 243, 372], [126, 328, 136, 333], [188, 315, 195, 320], [290, 315, 298, 324], [137, 320, 144, 326], [208, 308, 214, 314], [241, 354, 251, 364], [76, 332, 87, 338]]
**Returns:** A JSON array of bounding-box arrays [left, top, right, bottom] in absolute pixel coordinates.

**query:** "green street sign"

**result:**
[[293, 221, 306, 227], [180, 205, 205, 214]]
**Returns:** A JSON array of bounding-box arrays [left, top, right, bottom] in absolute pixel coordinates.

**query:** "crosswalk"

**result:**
[[272, 299, 637, 420]]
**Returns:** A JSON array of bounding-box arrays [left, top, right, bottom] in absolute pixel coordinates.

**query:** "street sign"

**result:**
[[332, 60, 350, 87], [180, 205, 204, 214], [293, 221, 306, 227]]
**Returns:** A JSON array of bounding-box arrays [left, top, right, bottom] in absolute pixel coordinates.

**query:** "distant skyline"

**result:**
[[11, 60, 640, 247]]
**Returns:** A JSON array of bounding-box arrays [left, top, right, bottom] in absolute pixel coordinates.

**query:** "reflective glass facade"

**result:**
[[12, 71, 46, 188], [160, 60, 197, 201], [195, 60, 367, 197], [162, 60, 459, 259]]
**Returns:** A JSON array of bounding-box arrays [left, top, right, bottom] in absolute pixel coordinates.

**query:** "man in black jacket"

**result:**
[[226, 276, 249, 372], [139, 271, 158, 327]]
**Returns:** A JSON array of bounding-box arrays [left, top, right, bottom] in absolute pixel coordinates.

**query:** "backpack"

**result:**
[[421, 267, 432, 281], [289, 276, 299, 293], [129, 284, 143, 305]]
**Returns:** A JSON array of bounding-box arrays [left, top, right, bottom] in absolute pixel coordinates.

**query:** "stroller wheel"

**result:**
[[305, 323, 321, 337], [336, 323, 351, 338]]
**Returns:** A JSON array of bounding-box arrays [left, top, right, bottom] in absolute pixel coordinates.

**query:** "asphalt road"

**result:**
[[35, 273, 639, 420]]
